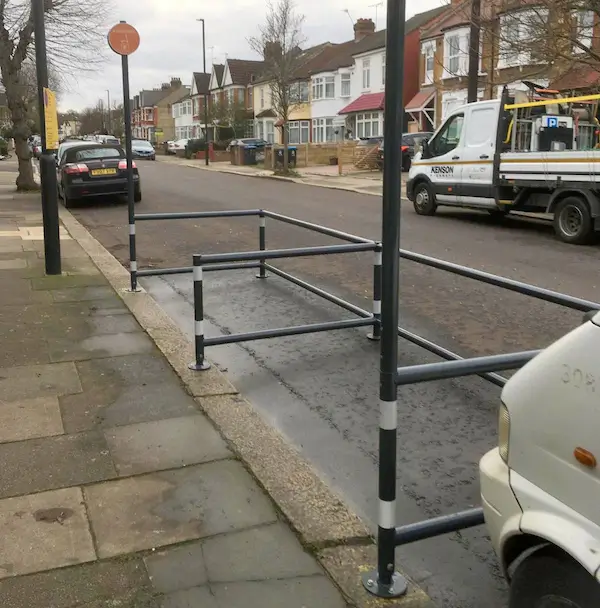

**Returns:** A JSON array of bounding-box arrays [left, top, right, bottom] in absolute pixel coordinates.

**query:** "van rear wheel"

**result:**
[[554, 197, 594, 245], [413, 182, 437, 216], [509, 547, 600, 608]]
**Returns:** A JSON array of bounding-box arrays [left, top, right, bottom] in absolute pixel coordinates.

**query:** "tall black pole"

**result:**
[[362, 0, 408, 598], [107, 89, 112, 133], [121, 46, 137, 291], [467, 0, 481, 103], [33, 0, 61, 275], [201, 18, 210, 166]]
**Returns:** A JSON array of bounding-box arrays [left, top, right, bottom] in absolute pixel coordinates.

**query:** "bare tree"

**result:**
[[0, 0, 113, 190], [249, 0, 306, 174]]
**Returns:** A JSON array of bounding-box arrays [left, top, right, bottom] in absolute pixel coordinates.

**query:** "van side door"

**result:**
[[458, 104, 497, 207], [419, 112, 465, 204]]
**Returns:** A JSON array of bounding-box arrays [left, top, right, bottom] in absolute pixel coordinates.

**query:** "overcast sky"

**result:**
[[59, 0, 445, 111]]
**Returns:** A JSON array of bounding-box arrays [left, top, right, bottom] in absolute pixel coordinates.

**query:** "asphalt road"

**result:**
[[71, 160, 600, 608]]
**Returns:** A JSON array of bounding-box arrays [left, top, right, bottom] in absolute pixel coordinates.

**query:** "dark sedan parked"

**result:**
[[377, 132, 434, 172], [57, 143, 141, 208]]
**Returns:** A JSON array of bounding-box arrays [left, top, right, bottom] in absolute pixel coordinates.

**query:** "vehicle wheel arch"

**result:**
[[547, 188, 599, 217], [503, 533, 551, 578]]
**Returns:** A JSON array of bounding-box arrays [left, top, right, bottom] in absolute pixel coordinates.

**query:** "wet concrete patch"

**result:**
[[51, 286, 115, 302], [84, 460, 278, 558], [0, 487, 95, 579], [49, 332, 154, 363], [0, 431, 116, 499]]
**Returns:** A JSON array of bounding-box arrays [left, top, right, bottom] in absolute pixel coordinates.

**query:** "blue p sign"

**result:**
[[547, 116, 558, 128]]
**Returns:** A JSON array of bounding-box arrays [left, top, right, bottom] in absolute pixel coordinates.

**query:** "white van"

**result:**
[[480, 312, 600, 607]]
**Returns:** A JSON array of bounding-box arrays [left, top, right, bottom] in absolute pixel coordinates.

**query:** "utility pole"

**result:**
[[106, 89, 112, 133], [197, 18, 210, 166], [32, 0, 61, 275], [467, 0, 481, 103]]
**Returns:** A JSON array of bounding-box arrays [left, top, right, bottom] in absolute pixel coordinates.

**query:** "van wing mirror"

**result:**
[[421, 139, 431, 158]]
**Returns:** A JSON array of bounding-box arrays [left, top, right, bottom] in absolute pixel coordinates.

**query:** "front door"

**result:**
[[421, 112, 465, 204]]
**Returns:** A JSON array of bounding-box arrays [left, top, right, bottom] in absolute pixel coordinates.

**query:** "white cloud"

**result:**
[[59, 0, 445, 111]]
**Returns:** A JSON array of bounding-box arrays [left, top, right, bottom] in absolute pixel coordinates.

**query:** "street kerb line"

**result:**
[[58, 206, 433, 608]]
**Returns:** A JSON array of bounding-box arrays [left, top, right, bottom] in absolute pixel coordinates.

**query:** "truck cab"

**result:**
[[480, 313, 600, 607]]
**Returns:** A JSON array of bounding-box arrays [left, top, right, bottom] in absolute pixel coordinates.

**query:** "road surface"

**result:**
[[71, 160, 600, 608]]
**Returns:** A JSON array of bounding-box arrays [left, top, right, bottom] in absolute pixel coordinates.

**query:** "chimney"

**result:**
[[161, 83, 169, 90], [170, 77, 182, 88], [354, 18, 375, 41]]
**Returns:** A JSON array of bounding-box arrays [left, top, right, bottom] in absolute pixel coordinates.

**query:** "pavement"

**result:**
[[0, 162, 433, 607]]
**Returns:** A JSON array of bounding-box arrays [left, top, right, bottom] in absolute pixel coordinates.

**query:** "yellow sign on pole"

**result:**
[[43, 87, 59, 150]]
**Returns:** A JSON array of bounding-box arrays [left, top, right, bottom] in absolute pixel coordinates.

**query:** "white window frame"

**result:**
[[341, 73, 351, 97], [497, 9, 549, 69], [573, 10, 594, 53], [382, 54, 386, 86], [356, 112, 381, 138], [312, 77, 324, 100], [266, 120, 275, 143], [362, 59, 371, 90], [422, 41, 435, 84], [325, 76, 335, 99], [444, 31, 464, 77], [312, 118, 334, 143], [287, 120, 311, 144]]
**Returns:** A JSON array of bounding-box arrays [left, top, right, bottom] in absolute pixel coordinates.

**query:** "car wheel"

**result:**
[[134, 188, 142, 203], [413, 181, 437, 216], [554, 196, 594, 245], [509, 547, 600, 608], [63, 191, 74, 209], [402, 156, 411, 172]]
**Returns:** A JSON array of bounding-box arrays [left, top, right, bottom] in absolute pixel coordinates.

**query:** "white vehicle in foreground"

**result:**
[[481, 311, 600, 607], [407, 88, 600, 245]]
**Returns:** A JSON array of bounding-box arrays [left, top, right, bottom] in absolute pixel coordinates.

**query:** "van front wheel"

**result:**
[[509, 547, 600, 608], [413, 182, 437, 216], [554, 197, 594, 244]]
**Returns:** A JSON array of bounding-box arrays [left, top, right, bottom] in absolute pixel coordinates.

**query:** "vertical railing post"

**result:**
[[362, 0, 408, 598], [189, 255, 211, 371], [256, 210, 268, 279], [368, 242, 382, 341]]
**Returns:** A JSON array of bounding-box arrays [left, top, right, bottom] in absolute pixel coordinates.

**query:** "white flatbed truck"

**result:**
[[406, 90, 600, 244]]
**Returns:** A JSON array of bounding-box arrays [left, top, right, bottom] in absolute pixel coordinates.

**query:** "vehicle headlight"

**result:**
[[498, 403, 511, 463]]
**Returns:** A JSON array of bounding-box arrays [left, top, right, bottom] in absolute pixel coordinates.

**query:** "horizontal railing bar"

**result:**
[[394, 508, 485, 546], [396, 327, 507, 387], [264, 264, 372, 319], [136, 262, 260, 277], [263, 210, 373, 244], [396, 350, 540, 385], [400, 248, 600, 313], [134, 209, 262, 221], [204, 317, 374, 346], [195, 242, 375, 265]]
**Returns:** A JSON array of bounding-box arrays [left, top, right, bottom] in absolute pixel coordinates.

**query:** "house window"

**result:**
[[325, 76, 335, 98], [356, 112, 380, 138], [227, 89, 234, 104], [256, 120, 264, 139], [266, 120, 275, 143], [446, 33, 461, 75], [423, 42, 435, 83], [312, 118, 334, 143], [362, 59, 371, 89], [260, 88, 265, 109], [298, 81, 309, 102], [499, 10, 549, 68], [341, 73, 351, 97], [574, 10, 594, 51], [287, 120, 311, 144], [382, 54, 386, 85], [236, 89, 245, 104], [312, 77, 324, 100]]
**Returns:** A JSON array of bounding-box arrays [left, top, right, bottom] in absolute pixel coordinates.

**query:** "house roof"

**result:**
[[254, 42, 335, 84], [256, 109, 277, 118], [213, 64, 225, 87], [406, 87, 436, 111], [193, 72, 210, 95], [339, 92, 385, 114], [227, 59, 265, 86], [550, 64, 600, 91], [173, 91, 191, 104], [139, 89, 170, 108]]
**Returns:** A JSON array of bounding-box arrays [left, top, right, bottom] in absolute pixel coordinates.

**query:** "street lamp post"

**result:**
[[197, 18, 210, 166], [106, 89, 112, 133]]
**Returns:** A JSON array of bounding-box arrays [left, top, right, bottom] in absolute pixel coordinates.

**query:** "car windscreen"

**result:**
[[133, 141, 153, 148], [67, 147, 123, 162]]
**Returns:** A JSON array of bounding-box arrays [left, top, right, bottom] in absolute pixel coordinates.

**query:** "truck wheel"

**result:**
[[413, 182, 437, 216], [510, 547, 600, 608], [554, 197, 593, 244]]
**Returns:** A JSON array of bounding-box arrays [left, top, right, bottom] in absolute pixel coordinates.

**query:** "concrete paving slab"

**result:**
[[0, 259, 27, 269], [161, 586, 218, 608], [0, 325, 50, 367], [144, 542, 208, 593], [0, 395, 64, 443], [0, 278, 51, 304], [0, 487, 95, 579], [203, 522, 322, 583], [0, 238, 23, 253], [0, 557, 152, 608], [43, 312, 141, 341], [0, 431, 116, 499], [60, 382, 199, 433], [31, 273, 106, 291], [105, 415, 231, 476], [84, 460, 278, 558], [0, 362, 82, 401], [211, 576, 348, 608], [51, 285, 116, 302], [49, 331, 155, 363]]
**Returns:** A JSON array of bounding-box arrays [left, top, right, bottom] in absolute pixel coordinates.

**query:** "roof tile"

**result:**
[[339, 92, 385, 114]]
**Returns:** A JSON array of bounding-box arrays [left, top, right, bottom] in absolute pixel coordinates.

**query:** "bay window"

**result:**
[[287, 120, 310, 144], [573, 10, 594, 52], [266, 120, 275, 143], [325, 76, 335, 98], [356, 112, 381, 138], [498, 9, 549, 68], [312, 118, 334, 143], [445, 33, 461, 75], [422, 41, 435, 83]]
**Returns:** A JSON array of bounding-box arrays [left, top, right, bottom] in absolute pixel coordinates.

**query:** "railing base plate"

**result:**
[[188, 361, 211, 371], [362, 570, 408, 598]]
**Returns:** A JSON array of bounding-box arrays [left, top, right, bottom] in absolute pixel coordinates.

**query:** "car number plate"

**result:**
[[91, 168, 117, 176]]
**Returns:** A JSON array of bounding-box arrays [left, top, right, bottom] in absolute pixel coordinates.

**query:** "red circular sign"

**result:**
[[108, 22, 140, 56]]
